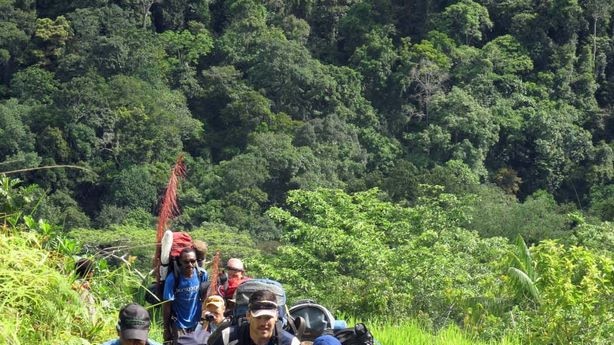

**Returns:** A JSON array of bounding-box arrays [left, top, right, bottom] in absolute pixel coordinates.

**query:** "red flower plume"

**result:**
[[154, 154, 186, 281]]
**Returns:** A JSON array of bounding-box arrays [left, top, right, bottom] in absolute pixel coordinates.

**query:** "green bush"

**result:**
[[262, 187, 510, 328], [0, 225, 166, 344], [513, 241, 613, 344]]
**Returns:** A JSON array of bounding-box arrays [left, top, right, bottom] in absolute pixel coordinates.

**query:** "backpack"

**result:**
[[207, 279, 295, 345], [144, 231, 208, 304], [288, 300, 336, 341], [324, 323, 374, 345], [232, 278, 287, 326]]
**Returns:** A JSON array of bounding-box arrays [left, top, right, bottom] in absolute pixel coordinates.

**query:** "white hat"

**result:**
[[226, 258, 244, 271], [248, 300, 278, 318]]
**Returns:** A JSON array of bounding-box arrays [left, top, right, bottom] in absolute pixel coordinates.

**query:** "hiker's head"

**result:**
[[117, 303, 150, 345], [178, 247, 197, 276], [226, 258, 245, 279], [313, 335, 341, 345], [193, 239, 207, 264], [75, 258, 94, 280], [204, 295, 226, 324], [247, 290, 278, 342]]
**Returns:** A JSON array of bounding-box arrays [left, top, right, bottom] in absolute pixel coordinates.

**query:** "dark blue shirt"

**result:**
[[207, 323, 300, 345]]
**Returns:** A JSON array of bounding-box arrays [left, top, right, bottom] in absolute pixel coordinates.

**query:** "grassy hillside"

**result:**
[[1, 224, 524, 345], [0, 225, 162, 344], [370, 321, 519, 345]]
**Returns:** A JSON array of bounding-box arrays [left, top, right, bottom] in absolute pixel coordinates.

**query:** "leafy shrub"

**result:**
[[512, 241, 613, 344], [466, 186, 574, 242], [262, 187, 510, 328]]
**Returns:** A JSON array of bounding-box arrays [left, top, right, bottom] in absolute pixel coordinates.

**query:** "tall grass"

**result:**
[[357, 319, 519, 345], [0, 227, 159, 344]]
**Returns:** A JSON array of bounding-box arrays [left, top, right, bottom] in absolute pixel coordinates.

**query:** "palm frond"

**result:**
[[508, 267, 540, 303], [510, 235, 537, 281], [152, 155, 186, 283]]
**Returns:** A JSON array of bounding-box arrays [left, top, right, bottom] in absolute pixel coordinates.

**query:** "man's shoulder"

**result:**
[[207, 325, 240, 345], [163, 272, 176, 287], [279, 330, 300, 345], [100, 339, 119, 345], [198, 267, 209, 281], [100, 338, 162, 345], [163, 273, 176, 298]]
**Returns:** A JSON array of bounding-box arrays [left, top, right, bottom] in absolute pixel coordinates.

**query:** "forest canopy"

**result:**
[[0, 1, 613, 344]]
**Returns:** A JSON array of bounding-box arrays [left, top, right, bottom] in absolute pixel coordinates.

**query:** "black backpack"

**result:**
[[324, 323, 374, 345]]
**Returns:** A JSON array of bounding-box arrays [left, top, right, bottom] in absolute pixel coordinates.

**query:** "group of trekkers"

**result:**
[[101, 249, 338, 345], [97, 237, 371, 345]]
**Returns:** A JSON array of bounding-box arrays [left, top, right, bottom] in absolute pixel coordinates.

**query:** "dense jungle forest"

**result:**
[[0, 0, 613, 344]]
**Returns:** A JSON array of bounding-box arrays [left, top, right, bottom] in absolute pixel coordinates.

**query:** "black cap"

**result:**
[[118, 303, 150, 341]]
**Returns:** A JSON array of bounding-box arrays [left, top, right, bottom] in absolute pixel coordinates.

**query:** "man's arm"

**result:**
[[162, 301, 172, 341], [162, 276, 175, 342]]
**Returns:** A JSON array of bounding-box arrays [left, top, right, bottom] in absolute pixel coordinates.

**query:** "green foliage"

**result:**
[[588, 183, 614, 221], [466, 186, 574, 242], [514, 241, 613, 344], [263, 187, 509, 327], [0, 224, 162, 344], [9, 66, 59, 103], [159, 28, 213, 67], [565, 212, 614, 254], [106, 164, 160, 211], [439, 0, 493, 45], [0, 229, 100, 344], [0, 99, 37, 164], [0, 175, 45, 223], [370, 319, 519, 345], [423, 160, 481, 195], [1, 2, 613, 343], [406, 87, 499, 176], [36, 190, 91, 230], [481, 35, 533, 75], [507, 236, 540, 303]]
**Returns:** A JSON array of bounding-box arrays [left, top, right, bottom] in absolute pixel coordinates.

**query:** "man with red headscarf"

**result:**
[[219, 258, 250, 301]]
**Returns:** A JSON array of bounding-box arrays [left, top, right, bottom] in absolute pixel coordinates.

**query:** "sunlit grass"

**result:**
[[0, 227, 156, 344], [337, 316, 520, 345]]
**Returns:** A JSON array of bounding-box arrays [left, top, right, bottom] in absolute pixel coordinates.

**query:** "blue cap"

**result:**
[[313, 335, 341, 345]]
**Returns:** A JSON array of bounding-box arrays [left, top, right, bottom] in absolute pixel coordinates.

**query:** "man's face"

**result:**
[[247, 313, 277, 342], [228, 268, 243, 279], [205, 304, 225, 324], [179, 251, 197, 277]]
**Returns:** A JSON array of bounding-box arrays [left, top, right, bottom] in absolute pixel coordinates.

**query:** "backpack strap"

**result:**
[[238, 322, 251, 345], [334, 328, 356, 344], [275, 321, 284, 345], [197, 267, 209, 302], [173, 267, 205, 298]]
